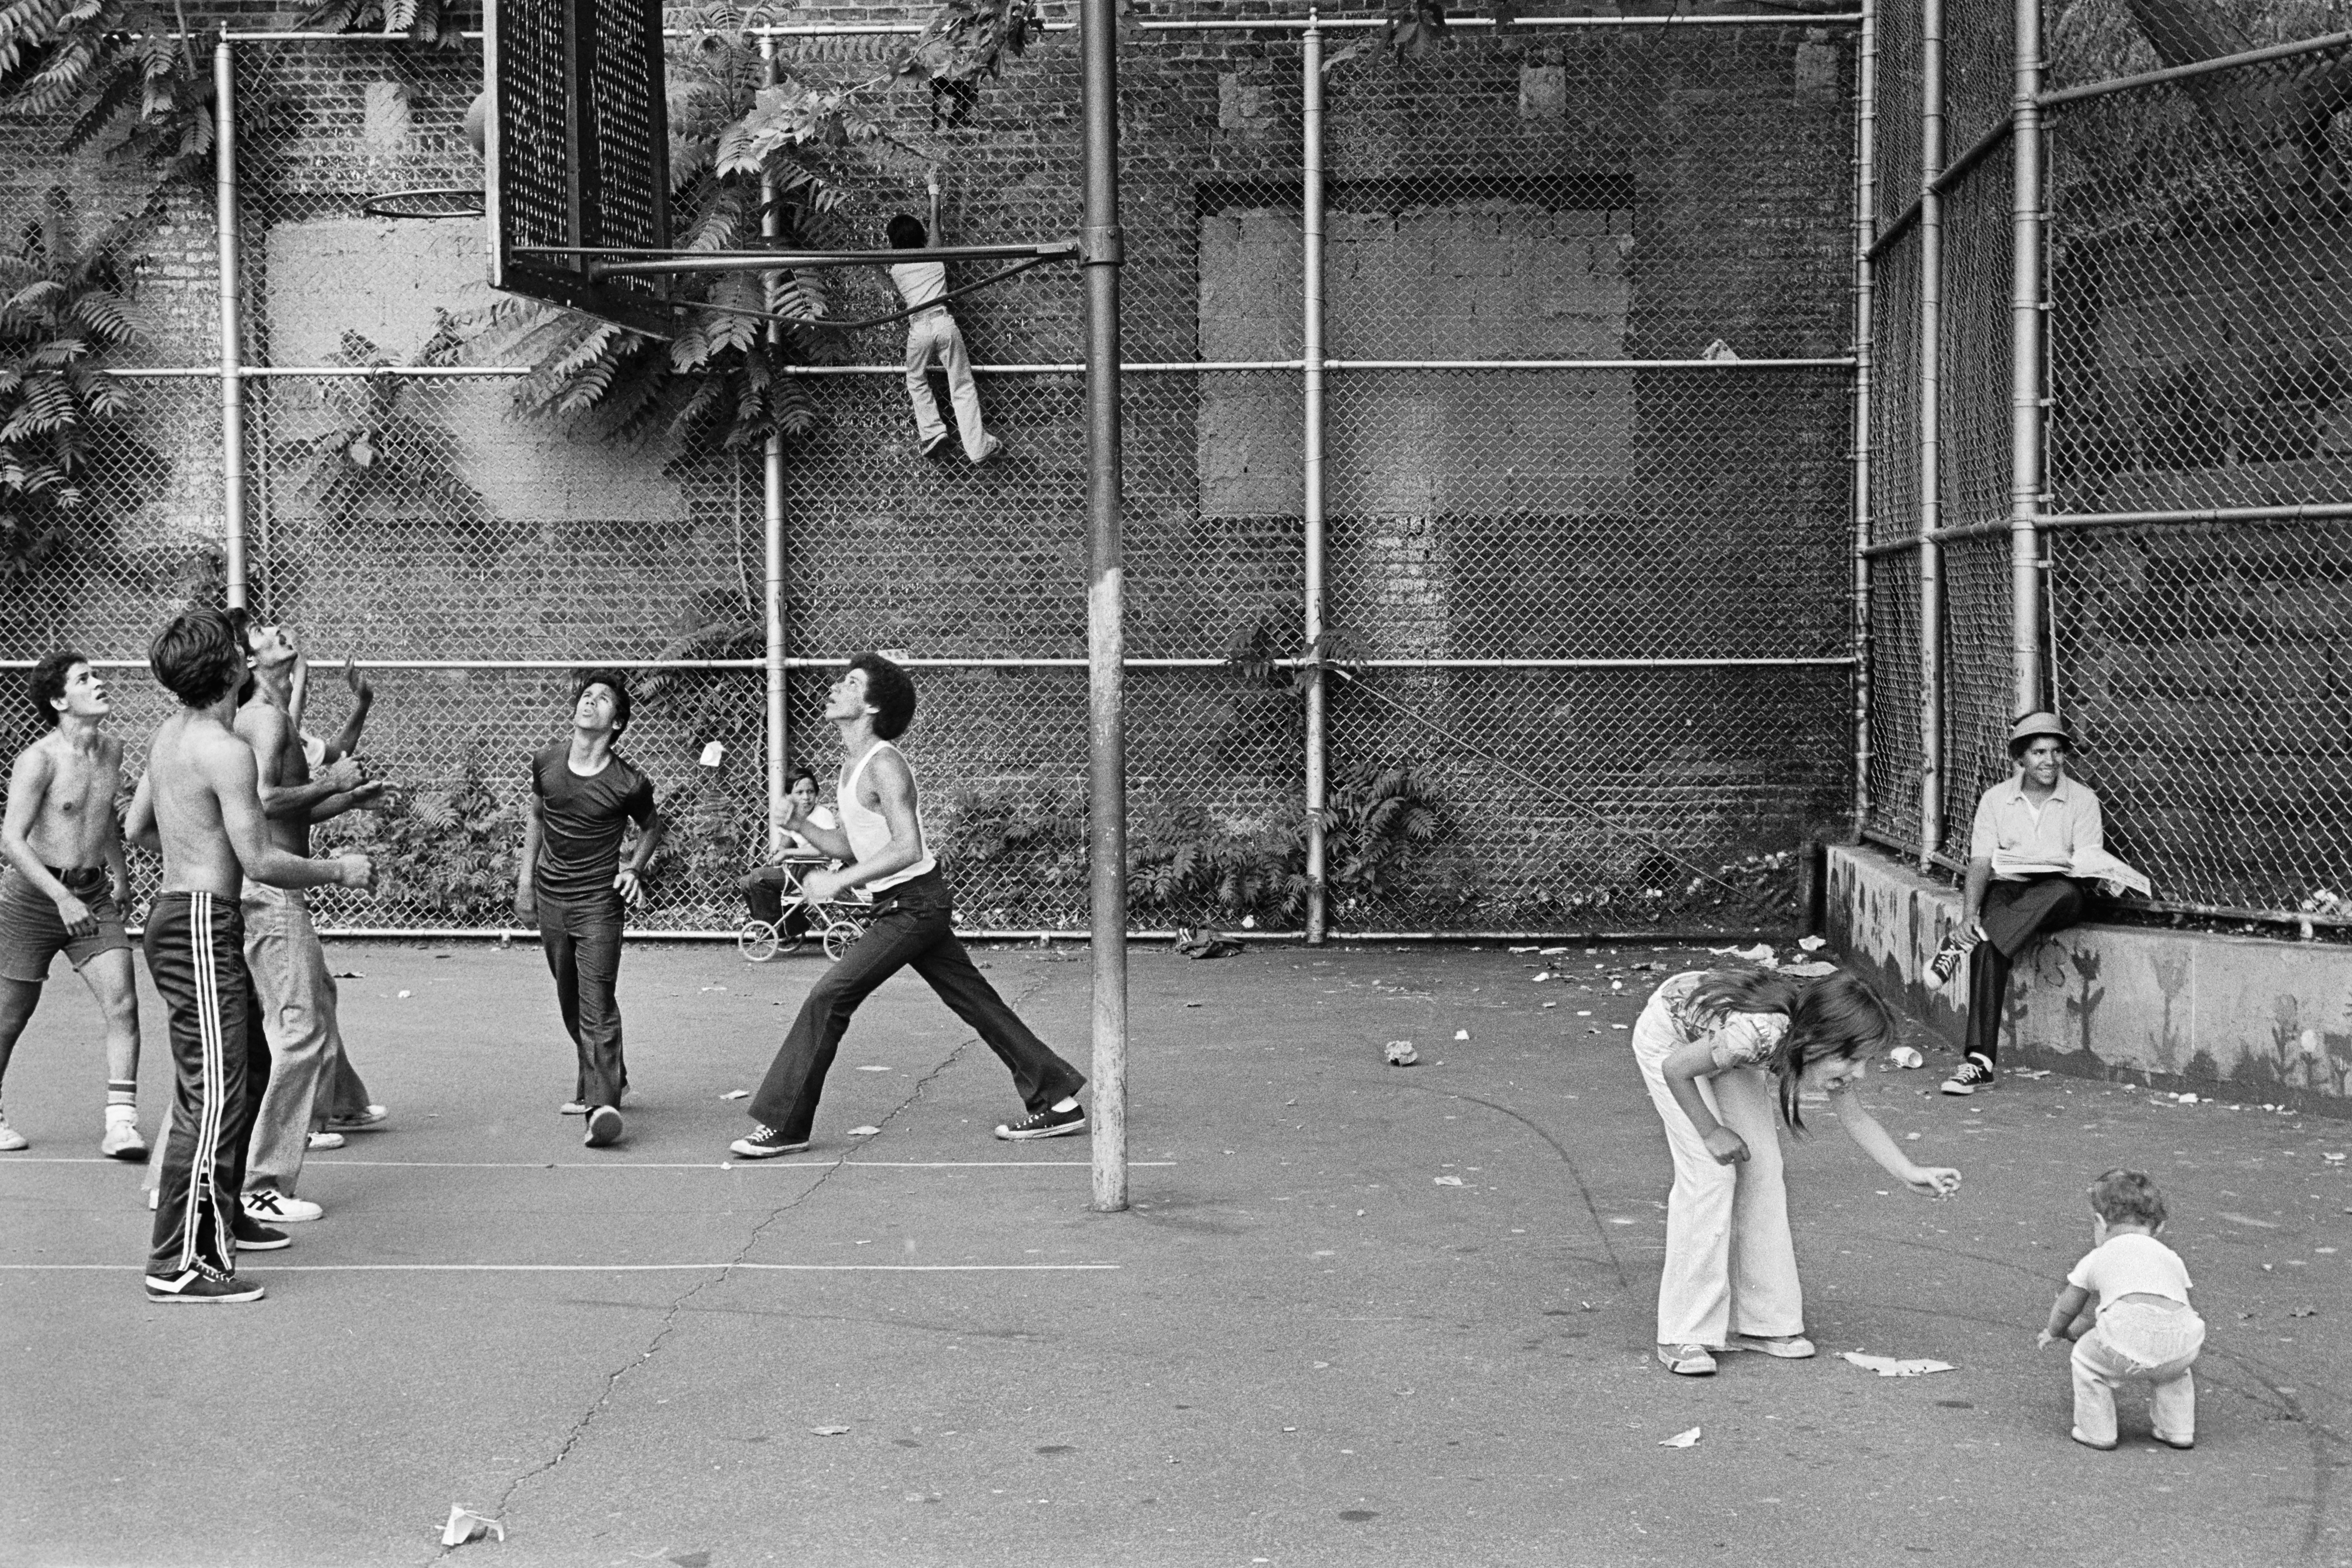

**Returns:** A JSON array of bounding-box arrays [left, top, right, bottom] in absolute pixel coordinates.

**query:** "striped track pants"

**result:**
[[144, 892, 270, 1278]]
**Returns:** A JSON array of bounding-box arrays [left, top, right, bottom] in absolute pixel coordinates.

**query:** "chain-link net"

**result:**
[[3, 16, 1861, 938]]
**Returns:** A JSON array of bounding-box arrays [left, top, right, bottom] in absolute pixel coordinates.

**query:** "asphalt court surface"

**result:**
[[4, 938, 2350, 1566]]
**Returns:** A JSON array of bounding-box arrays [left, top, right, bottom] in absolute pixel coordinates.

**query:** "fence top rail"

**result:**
[[0, 655, 1852, 672], [2038, 501, 2352, 530], [214, 11, 1860, 42], [2039, 29, 2352, 110]]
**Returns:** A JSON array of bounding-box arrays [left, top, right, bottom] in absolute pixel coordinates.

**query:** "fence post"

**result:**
[[1082, 0, 1129, 1214], [1851, 0, 1877, 836], [2009, 0, 2046, 716], [760, 37, 789, 857], [1915, 0, 1945, 870], [215, 36, 248, 612], [1302, 13, 1329, 945]]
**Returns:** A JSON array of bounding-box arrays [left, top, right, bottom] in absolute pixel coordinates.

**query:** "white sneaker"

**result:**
[[306, 1130, 346, 1151], [325, 1104, 388, 1131], [100, 1110, 148, 1160], [243, 1187, 323, 1224], [0, 1113, 26, 1152]]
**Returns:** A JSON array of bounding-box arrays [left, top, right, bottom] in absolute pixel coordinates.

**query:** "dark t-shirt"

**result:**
[[530, 742, 657, 903]]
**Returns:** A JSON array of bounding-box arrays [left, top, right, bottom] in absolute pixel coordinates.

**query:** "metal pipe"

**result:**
[[2037, 28, 2352, 109], [119, 357, 1856, 379], [295, 924, 1797, 944], [215, 37, 248, 611], [1851, 0, 1877, 839], [2038, 500, 2352, 528], [761, 35, 790, 861], [582, 241, 1077, 279], [1302, 12, 1329, 948], [1323, 357, 1856, 370], [1080, 0, 1128, 1214], [1915, 0, 1946, 872], [2010, 0, 2045, 716], [1864, 116, 2016, 260], [1, 653, 1859, 673]]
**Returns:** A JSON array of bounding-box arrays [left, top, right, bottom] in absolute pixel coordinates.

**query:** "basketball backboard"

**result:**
[[485, 0, 675, 337]]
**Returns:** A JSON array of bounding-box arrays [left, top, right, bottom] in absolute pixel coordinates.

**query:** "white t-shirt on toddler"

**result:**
[[2066, 1231, 2193, 1313]]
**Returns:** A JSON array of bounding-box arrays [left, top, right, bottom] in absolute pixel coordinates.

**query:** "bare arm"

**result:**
[[124, 773, 158, 852], [612, 809, 665, 905], [319, 657, 373, 765], [208, 737, 366, 891], [1828, 1085, 1960, 1196], [2041, 1284, 2095, 1346], [1960, 857, 1992, 933], [100, 739, 128, 902], [306, 781, 386, 824], [0, 748, 79, 908], [1659, 1039, 1751, 1166], [514, 787, 542, 919]]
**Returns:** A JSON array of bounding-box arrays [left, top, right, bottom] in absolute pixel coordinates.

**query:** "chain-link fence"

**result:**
[[4, 11, 1861, 938], [1859, 2, 2352, 931]]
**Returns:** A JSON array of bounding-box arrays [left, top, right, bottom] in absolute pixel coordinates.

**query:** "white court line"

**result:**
[[0, 1262, 1118, 1273], [0, 1159, 1176, 1170]]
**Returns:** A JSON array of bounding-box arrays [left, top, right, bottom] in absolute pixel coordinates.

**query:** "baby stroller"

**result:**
[[737, 856, 872, 963]]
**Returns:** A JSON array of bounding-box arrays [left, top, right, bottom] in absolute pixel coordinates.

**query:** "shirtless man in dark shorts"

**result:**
[[125, 610, 372, 1305], [0, 651, 144, 1158]]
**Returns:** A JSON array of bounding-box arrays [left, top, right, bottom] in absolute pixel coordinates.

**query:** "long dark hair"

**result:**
[[1685, 968, 1898, 1131]]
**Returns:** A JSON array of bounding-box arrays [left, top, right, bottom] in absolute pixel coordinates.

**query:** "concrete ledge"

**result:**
[[1826, 842, 2352, 1114]]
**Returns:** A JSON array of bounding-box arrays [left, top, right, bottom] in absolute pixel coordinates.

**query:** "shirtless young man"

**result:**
[[226, 612, 384, 1224], [0, 651, 144, 1158], [731, 653, 1085, 1158], [126, 609, 372, 1305]]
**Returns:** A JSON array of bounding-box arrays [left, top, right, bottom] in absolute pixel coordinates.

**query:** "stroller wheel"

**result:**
[[820, 915, 863, 963], [738, 920, 782, 963]]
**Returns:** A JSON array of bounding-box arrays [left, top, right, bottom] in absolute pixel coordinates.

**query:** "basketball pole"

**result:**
[[760, 36, 790, 860], [1081, 0, 1129, 1214]]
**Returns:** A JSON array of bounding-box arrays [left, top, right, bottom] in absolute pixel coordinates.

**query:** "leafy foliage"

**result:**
[[273, 328, 489, 530], [315, 762, 520, 921], [482, 0, 1047, 450], [0, 0, 216, 179], [0, 193, 149, 576], [297, 0, 470, 48]]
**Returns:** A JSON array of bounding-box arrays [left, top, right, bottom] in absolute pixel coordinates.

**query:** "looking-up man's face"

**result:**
[[574, 682, 622, 736], [245, 622, 298, 672], [824, 668, 872, 724], [53, 661, 110, 722]]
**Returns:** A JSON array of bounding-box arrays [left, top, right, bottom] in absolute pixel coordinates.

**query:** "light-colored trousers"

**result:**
[[2072, 1301, 2204, 1444], [1632, 997, 1804, 1347], [903, 309, 990, 460], [240, 884, 345, 1197]]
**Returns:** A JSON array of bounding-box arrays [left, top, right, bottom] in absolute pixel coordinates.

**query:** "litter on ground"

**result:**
[[1840, 1352, 1955, 1378], [1660, 1426, 1702, 1448]]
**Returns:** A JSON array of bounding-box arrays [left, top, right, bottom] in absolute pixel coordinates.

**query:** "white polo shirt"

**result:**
[[1968, 770, 2104, 880]]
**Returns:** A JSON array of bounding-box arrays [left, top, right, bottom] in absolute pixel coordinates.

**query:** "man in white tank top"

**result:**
[[730, 653, 1085, 1157]]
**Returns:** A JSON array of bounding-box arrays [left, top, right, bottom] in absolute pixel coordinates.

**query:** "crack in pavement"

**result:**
[[427, 966, 1061, 1563]]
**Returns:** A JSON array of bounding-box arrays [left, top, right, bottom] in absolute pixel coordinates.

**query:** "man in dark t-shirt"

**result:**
[[515, 670, 662, 1150]]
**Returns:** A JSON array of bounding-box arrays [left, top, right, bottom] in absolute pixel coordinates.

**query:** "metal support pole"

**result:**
[[1915, 0, 1945, 870], [760, 37, 789, 856], [1851, 0, 1877, 835], [1301, 14, 1329, 945], [2010, 0, 2046, 717], [1081, 0, 1128, 1213], [215, 37, 248, 610]]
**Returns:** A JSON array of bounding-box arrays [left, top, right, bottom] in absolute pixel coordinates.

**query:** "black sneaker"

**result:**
[[144, 1264, 265, 1304], [729, 1124, 810, 1159], [1927, 933, 1978, 986], [1941, 1053, 1997, 1095], [584, 1105, 624, 1148], [995, 1104, 1087, 1142], [232, 1214, 292, 1252]]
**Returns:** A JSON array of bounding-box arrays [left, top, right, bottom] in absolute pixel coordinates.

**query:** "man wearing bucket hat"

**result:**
[[1933, 712, 2115, 1095]]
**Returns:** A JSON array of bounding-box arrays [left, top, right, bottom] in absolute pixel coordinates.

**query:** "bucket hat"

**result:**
[[2007, 710, 2072, 748]]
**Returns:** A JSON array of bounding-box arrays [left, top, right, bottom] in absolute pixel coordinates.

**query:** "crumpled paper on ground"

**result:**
[[1659, 1425, 1702, 1448], [1384, 1040, 1419, 1067], [1839, 1351, 1955, 1378], [1708, 942, 1778, 966], [442, 1506, 505, 1547], [1172, 925, 1243, 959]]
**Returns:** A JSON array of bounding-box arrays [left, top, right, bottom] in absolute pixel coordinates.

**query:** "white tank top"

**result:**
[[838, 741, 934, 892]]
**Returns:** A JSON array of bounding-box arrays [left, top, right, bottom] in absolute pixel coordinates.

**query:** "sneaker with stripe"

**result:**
[[994, 1103, 1087, 1142], [145, 1264, 265, 1304]]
